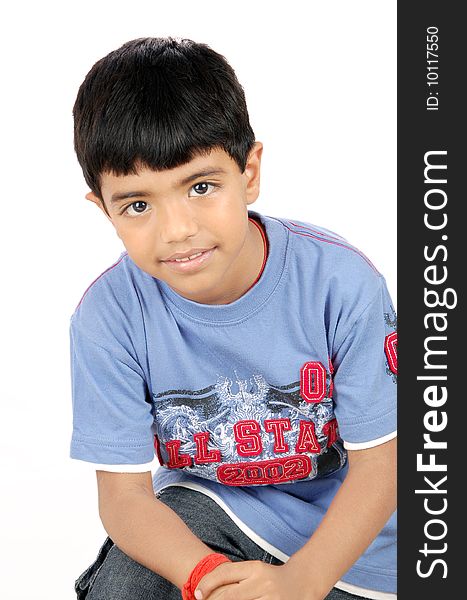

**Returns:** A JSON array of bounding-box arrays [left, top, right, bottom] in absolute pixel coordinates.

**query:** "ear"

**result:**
[[85, 191, 112, 220], [244, 141, 263, 206]]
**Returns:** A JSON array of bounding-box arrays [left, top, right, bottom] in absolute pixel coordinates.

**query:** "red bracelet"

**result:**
[[182, 553, 231, 600]]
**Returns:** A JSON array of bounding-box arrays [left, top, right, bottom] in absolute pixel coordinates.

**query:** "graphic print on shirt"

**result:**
[[152, 362, 347, 486], [384, 306, 398, 383]]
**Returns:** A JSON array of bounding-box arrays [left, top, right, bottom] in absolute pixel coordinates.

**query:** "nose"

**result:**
[[158, 200, 199, 244]]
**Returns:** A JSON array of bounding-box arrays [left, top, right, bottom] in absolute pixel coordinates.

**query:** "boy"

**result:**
[[70, 37, 397, 600]]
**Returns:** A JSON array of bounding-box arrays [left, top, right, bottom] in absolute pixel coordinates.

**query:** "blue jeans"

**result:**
[[75, 487, 367, 600]]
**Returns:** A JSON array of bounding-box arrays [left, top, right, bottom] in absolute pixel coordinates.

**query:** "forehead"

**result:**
[[100, 148, 240, 200]]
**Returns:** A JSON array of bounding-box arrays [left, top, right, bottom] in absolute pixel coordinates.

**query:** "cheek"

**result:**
[[211, 203, 247, 234], [115, 227, 150, 254]]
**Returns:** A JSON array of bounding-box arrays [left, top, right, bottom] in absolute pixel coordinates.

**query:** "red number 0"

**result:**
[[300, 361, 326, 403]]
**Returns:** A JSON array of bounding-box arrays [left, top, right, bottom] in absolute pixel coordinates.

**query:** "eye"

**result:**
[[124, 201, 149, 216], [189, 182, 218, 197]]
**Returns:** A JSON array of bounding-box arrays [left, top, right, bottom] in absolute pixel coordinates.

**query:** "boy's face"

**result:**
[[86, 143, 264, 305]]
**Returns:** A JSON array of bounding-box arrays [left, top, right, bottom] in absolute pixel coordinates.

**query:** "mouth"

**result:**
[[161, 247, 216, 273]]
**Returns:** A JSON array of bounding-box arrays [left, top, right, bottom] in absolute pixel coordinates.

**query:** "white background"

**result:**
[[0, 2, 396, 598]]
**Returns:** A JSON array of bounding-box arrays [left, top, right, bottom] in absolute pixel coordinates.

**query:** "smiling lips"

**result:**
[[162, 247, 215, 261], [162, 247, 216, 273]]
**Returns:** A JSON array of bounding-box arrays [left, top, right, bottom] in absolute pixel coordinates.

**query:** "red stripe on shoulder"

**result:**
[[282, 221, 380, 274], [288, 221, 342, 242], [75, 254, 127, 311]]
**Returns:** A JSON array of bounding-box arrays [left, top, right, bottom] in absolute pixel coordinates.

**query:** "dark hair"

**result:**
[[73, 37, 256, 199]]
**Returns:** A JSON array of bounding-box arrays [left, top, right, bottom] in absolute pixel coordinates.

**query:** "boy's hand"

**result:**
[[195, 560, 315, 600]]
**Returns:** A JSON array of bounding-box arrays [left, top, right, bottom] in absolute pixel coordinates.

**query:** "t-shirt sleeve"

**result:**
[[331, 277, 397, 448], [69, 314, 156, 466]]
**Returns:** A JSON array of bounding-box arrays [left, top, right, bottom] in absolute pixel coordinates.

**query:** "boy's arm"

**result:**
[[283, 437, 397, 598], [96, 470, 215, 590], [196, 437, 397, 600]]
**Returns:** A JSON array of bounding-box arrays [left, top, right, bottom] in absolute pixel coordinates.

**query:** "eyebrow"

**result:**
[[110, 168, 227, 204]]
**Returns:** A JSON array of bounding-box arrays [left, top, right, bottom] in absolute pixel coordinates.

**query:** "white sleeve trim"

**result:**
[[92, 460, 158, 473], [334, 580, 397, 599], [343, 431, 397, 450]]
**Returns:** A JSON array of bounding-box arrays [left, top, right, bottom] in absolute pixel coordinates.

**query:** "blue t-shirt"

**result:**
[[70, 210, 397, 594]]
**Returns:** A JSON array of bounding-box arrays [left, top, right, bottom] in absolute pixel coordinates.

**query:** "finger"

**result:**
[[204, 582, 239, 600], [204, 581, 259, 600], [195, 561, 258, 599]]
